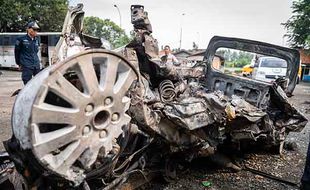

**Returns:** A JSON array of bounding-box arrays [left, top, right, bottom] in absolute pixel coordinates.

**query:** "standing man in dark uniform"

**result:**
[[14, 21, 41, 85]]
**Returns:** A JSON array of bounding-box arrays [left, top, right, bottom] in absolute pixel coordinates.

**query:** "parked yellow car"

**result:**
[[242, 64, 253, 77], [297, 63, 302, 83]]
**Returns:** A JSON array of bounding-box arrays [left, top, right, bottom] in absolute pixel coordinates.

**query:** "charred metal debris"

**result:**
[[0, 4, 307, 190]]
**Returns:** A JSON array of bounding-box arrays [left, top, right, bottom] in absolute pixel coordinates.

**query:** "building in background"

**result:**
[[299, 49, 310, 82], [173, 50, 191, 65], [186, 50, 205, 66]]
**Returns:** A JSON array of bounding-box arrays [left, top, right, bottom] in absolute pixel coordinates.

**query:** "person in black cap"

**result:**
[[14, 21, 41, 85]]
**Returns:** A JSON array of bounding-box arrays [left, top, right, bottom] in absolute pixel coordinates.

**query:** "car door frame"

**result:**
[[202, 36, 300, 107]]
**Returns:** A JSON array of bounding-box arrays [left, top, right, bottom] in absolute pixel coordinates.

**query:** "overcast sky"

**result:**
[[70, 0, 293, 50]]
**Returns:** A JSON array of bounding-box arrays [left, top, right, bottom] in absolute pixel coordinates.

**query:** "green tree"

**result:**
[[284, 0, 310, 48], [216, 48, 253, 68], [0, 0, 68, 32], [83, 16, 130, 48]]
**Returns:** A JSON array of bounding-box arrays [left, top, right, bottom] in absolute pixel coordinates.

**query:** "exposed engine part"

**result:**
[[131, 5, 152, 33], [159, 80, 176, 102]]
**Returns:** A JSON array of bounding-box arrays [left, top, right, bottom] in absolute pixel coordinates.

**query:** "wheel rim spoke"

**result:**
[[32, 103, 79, 124], [76, 55, 99, 95], [56, 140, 86, 173], [33, 125, 80, 158], [114, 70, 136, 96], [41, 140, 84, 172], [102, 56, 121, 92], [79, 147, 100, 169], [49, 71, 87, 107]]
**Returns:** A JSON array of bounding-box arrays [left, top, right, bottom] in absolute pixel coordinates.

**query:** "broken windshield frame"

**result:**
[[203, 36, 300, 95]]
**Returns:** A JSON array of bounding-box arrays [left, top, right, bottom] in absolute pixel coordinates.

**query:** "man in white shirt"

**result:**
[[161, 45, 179, 66]]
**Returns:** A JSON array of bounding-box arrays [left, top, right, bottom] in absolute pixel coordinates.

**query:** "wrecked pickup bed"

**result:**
[[1, 4, 307, 190]]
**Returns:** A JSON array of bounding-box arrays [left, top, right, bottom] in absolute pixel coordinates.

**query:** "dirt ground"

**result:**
[[0, 70, 23, 150], [0, 69, 309, 190]]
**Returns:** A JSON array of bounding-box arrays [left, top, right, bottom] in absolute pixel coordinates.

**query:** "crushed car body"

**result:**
[[0, 4, 307, 189]]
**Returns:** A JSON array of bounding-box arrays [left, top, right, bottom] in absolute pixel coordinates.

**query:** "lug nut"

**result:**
[[112, 113, 119, 122], [83, 125, 91, 135], [104, 97, 112, 105], [85, 104, 94, 112], [99, 130, 107, 138]]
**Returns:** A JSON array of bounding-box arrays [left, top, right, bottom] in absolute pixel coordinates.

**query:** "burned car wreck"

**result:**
[[0, 4, 307, 190]]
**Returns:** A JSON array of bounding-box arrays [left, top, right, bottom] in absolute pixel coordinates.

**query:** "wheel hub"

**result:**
[[93, 109, 110, 129]]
